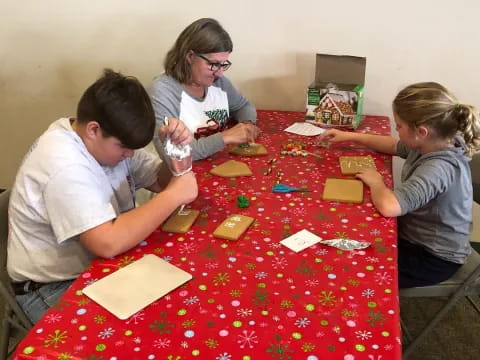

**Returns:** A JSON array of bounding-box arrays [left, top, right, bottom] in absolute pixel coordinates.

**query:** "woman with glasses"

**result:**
[[150, 18, 260, 161]]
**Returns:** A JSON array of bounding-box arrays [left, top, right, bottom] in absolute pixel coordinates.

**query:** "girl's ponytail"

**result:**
[[455, 104, 480, 155], [393, 82, 480, 156]]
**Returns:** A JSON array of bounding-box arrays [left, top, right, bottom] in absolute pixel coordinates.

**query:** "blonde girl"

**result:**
[[319, 82, 480, 288]]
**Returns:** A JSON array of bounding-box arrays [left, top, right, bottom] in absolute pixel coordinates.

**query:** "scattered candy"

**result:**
[[236, 195, 249, 208]]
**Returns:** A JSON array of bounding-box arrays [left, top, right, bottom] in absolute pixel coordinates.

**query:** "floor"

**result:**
[[400, 296, 480, 360]]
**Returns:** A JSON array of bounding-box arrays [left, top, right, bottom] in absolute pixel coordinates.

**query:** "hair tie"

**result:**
[[455, 103, 461, 109]]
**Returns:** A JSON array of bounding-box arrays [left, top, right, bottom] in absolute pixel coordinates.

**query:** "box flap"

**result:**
[[315, 54, 366, 85]]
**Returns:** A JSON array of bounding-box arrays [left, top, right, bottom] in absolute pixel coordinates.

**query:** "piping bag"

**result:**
[[162, 117, 192, 214]]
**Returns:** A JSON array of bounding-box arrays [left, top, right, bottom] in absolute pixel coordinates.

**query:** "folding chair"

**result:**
[[400, 153, 480, 359], [472, 152, 480, 204], [0, 190, 33, 360], [470, 152, 480, 253]]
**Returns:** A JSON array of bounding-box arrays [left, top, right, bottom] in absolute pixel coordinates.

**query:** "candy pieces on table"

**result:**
[[229, 143, 268, 156], [322, 178, 364, 204], [280, 141, 308, 157], [339, 155, 376, 175], [213, 214, 255, 241], [161, 208, 200, 233], [280, 142, 323, 159], [272, 184, 310, 193], [210, 160, 253, 177], [236, 195, 250, 208], [264, 158, 279, 176]]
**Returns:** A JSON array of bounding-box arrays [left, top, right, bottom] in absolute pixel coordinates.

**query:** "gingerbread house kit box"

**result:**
[[306, 54, 366, 129]]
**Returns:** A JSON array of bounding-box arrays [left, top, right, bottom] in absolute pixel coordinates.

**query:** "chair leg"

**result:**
[[400, 316, 413, 345], [7, 299, 32, 331], [466, 296, 480, 314], [403, 295, 461, 359], [403, 261, 480, 359], [0, 309, 12, 360]]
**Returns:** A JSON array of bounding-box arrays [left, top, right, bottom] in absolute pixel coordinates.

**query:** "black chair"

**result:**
[[472, 152, 480, 204], [400, 153, 480, 359], [0, 190, 33, 359]]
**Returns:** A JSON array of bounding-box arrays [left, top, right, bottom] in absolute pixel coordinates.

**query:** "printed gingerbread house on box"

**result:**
[[306, 54, 366, 129]]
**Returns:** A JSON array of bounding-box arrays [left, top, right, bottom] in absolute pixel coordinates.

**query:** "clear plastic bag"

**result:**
[[162, 117, 192, 177]]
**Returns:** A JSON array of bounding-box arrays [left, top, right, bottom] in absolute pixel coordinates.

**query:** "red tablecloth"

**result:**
[[14, 111, 401, 360]]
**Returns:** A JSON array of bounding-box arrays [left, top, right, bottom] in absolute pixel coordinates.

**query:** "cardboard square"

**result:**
[[210, 160, 253, 177], [83, 255, 192, 320], [322, 178, 363, 203], [339, 155, 376, 175], [213, 214, 255, 241], [161, 208, 200, 233], [229, 143, 268, 156]]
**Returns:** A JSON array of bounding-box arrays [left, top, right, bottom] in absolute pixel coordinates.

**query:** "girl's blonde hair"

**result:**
[[164, 18, 233, 84], [393, 82, 480, 155]]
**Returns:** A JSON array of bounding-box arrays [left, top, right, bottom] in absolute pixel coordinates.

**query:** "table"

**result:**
[[13, 111, 401, 360]]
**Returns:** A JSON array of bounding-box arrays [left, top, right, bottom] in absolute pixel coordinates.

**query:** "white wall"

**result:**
[[1, 0, 480, 187]]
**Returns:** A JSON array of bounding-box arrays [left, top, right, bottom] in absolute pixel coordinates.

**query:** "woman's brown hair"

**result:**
[[164, 18, 233, 84]]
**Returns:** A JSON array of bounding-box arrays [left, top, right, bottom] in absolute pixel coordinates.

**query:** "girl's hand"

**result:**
[[355, 168, 384, 187], [317, 129, 351, 144]]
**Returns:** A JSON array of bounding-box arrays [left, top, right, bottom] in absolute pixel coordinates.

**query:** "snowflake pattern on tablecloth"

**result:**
[[13, 112, 401, 360]]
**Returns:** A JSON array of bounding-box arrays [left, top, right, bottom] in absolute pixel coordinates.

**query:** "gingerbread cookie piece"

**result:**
[[339, 155, 376, 175], [161, 208, 200, 233], [213, 214, 255, 241], [322, 178, 364, 204], [229, 143, 268, 156], [209, 160, 253, 177]]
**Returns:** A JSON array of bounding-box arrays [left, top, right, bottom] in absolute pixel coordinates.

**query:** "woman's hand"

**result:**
[[221, 123, 260, 145], [158, 118, 193, 145]]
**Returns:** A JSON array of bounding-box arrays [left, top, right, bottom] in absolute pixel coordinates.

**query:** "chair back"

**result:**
[[471, 152, 480, 204], [0, 189, 11, 281], [0, 189, 33, 331]]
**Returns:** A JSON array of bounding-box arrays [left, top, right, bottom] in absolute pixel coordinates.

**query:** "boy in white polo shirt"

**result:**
[[7, 69, 198, 323]]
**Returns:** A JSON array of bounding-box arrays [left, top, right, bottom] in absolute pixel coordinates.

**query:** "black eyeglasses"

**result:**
[[195, 53, 232, 72]]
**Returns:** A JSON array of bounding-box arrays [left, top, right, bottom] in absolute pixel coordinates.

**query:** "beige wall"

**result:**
[[1, 0, 480, 188]]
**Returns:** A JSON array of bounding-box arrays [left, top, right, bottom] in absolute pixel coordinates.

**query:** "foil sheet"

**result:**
[[320, 238, 371, 250]]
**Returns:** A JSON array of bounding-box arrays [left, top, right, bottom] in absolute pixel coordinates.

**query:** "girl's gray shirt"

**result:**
[[394, 136, 472, 264]]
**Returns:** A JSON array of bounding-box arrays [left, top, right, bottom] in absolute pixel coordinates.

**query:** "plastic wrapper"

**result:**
[[162, 118, 192, 177], [164, 140, 192, 176], [319, 238, 371, 250]]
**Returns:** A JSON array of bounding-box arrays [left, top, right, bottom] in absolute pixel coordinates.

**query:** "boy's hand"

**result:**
[[159, 118, 193, 145], [221, 123, 260, 145], [317, 129, 351, 144], [355, 168, 384, 188], [165, 171, 198, 204]]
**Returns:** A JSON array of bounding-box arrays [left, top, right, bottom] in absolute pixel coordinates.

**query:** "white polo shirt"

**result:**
[[8, 118, 161, 282]]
